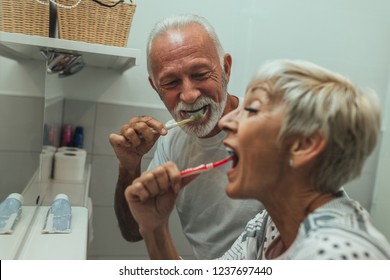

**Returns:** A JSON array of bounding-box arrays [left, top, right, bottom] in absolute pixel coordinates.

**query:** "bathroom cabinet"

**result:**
[[0, 31, 140, 259]]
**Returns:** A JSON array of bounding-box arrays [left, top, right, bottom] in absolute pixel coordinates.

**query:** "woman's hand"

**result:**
[[125, 161, 182, 234]]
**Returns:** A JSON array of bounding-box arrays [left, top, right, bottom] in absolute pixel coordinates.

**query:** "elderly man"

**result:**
[[109, 14, 263, 259]]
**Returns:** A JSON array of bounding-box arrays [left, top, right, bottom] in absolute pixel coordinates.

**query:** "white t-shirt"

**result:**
[[218, 192, 390, 260], [148, 119, 263, 259]]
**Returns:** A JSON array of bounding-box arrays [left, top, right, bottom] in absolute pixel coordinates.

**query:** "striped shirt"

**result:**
[[218, 192, 390, 260]]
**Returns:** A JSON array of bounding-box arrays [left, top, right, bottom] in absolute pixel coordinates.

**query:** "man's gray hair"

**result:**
[[146, 14, 225, 80]]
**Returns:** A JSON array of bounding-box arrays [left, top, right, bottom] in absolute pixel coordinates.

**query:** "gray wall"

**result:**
[[0, 57, 46, 204], [0, 95, 44, 203]]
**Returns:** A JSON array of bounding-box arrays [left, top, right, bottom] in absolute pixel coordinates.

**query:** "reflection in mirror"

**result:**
[[35, 57, 65, 205], [0, 57, 46, 206], [41, 49, 85, 78]]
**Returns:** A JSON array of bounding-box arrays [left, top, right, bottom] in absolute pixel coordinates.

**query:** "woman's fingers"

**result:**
[[127, 162, 182, 203]]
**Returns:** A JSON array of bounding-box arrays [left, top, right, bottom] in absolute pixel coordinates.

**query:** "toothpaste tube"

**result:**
[[0, 193, 23, 234], [42, 194, 72, 234]]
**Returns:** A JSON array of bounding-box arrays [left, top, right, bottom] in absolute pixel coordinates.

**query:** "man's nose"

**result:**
[[179, 79, 201, 103]]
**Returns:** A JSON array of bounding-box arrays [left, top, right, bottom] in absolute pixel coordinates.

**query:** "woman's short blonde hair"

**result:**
[[248, 59, 381, 193]]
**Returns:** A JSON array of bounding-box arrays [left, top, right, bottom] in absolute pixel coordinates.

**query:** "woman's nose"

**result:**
[[219, 107, 240, 131]]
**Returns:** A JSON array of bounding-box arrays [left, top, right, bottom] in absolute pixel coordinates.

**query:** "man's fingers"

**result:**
[[109, 133, 129, 147]]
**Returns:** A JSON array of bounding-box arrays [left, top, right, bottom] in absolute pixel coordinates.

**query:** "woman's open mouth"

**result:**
[[226, 147, 239, 168]]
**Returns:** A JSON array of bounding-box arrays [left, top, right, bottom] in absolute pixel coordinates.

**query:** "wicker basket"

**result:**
[[57, 0, 136, 47], [0, 0, 49, 37]]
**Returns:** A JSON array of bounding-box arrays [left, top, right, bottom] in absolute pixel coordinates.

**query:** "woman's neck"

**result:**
[[264, 190, 336, 253]]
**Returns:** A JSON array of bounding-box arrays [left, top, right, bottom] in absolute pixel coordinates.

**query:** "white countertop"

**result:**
[[0, 206, 36, 260], [2, 164, 91, 259], [16, 206, 88, 260]]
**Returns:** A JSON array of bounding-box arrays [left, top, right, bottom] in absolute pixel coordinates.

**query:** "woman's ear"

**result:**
[[289, 132, 327, 168]]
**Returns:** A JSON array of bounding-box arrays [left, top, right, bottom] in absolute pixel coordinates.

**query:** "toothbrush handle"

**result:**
[[165, 122, 179, 130], [143, 125, 173, 137], [180, 164, 208, 177], [147, 117, 192, 134], [180, 156, 233, 178]]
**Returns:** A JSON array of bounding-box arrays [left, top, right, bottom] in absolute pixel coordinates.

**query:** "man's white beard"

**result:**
[[166, 70, 229, 137], [172, 92, 227, 137]]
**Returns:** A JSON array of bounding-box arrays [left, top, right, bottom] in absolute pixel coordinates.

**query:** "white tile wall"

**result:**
[[63, 100, 97, 154], [0, 95, 44, 151], [0, 95, 44, 201], [371, 130, 390, 240], [43, 99, 64, 147], [88, 205, 194, 259], [87, 205, 149, 259], [343, 142, 381, 210], [93, 103, 172, 156], [88, 152, 194, 259], [0, 151, 40, 202]]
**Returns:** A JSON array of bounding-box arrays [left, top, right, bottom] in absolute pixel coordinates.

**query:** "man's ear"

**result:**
[[148, 76, 158, 93], [289, 132, 327, 167], [223, 54, 232, 81]]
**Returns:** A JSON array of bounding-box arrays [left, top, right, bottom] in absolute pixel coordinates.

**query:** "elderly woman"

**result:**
[[126, 59, 390, 259]]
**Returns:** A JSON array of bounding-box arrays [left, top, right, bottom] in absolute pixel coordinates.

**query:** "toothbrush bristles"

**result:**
[[177, 112, 203, 127], [190, 112, 203, 121], [163, 112, 204, 131]]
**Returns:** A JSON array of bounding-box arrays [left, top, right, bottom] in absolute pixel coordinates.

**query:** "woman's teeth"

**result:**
[[226, 148, 235, 156], [226, 148, 238, 168]]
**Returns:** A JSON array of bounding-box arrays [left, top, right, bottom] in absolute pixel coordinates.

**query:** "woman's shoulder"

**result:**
[[290, 226, 390, 259], [289, 196, 390, 259]]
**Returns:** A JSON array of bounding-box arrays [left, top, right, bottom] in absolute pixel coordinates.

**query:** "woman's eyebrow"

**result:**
[[249, 86, 272, 103]]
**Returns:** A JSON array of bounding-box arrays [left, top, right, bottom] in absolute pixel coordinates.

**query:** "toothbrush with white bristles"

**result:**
[[166, 112, 203, 130], [142, 112, 203, 137]]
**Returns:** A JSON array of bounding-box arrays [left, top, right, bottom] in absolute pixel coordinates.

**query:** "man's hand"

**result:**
[[109, 116, 167, 169]]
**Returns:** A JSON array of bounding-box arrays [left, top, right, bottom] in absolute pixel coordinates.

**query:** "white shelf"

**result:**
[[0, 32, 140, 71]]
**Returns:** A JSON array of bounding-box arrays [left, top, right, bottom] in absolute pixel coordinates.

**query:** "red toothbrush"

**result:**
[[180, 155, 233, 177]]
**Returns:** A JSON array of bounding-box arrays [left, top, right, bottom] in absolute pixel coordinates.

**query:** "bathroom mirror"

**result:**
[[0, 49, 72, 207], [0, 57, 46, 206]]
